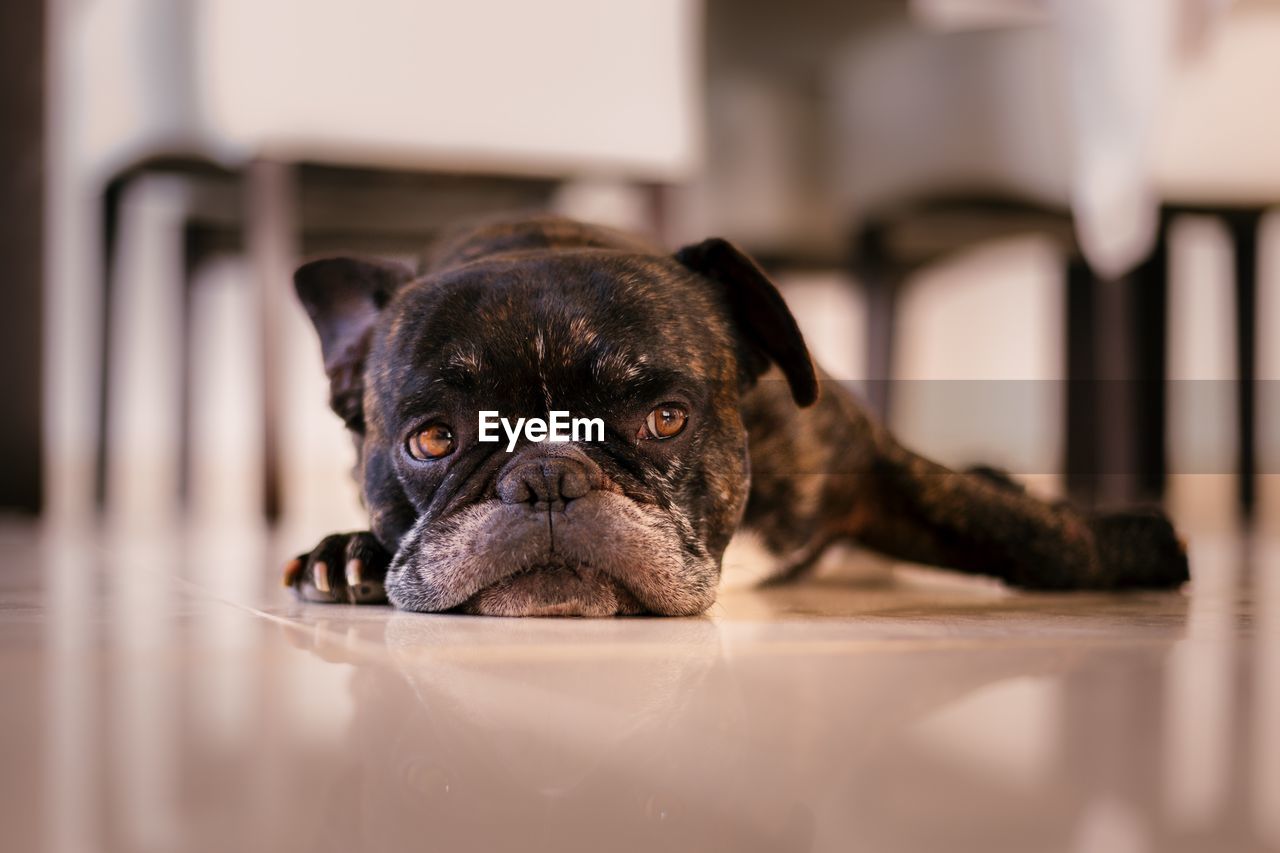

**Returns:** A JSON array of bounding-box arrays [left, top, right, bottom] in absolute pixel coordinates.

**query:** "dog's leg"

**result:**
[[743, 378, 1188, 590], [284, 531, 391, 604], [843, 432, 1189, 590]]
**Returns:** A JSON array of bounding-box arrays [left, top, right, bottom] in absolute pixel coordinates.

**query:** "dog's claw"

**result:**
[[313, 561, 331, 593], [288, 531, 391, 605]]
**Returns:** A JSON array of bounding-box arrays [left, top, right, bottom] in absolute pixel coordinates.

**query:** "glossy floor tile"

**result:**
[[2, 523, 1277, 852]]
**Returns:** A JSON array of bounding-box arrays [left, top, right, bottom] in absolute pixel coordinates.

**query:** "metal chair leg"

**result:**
[[1065, 255, 1099, 508], [1130, 214, 1170, 504], [1228, 209, 1261, 522], [245, 160, 296, 524], [855, 225, 896, 425], [95, 175, 130, 512]]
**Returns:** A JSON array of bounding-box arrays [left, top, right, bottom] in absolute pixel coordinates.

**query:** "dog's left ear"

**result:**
[[675, 238, 819, 406], [294, 256, 414, 430]]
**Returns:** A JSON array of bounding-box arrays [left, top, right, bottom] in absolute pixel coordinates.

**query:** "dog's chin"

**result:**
[[457, 566, 647, 617], [385, 491, 720, 618]]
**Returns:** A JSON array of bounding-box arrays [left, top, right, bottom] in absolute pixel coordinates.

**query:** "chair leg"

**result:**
[[1065, 256, 1099, 508], [639, 181, 670, 247], [864, 275, 896, 424], [179, 223, 219, 511], [1228, 209, 1261, 522], [245, 160, 296, 524], [856, 225, 896, 424], [95, 175, 130, 513], [1130, 214, 1169, 503], [1095, 271, 1140, 507]]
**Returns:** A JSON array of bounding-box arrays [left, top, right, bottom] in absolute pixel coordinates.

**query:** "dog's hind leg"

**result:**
[[836, 431, 1189, 590], [743, 376, 1188, 591]]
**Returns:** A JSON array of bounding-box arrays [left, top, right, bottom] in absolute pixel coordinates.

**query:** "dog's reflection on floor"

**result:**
[[277, 588, 1193, 853]]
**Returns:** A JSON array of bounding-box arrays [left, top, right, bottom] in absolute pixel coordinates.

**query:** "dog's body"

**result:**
[[286, 215, 1188, 616]]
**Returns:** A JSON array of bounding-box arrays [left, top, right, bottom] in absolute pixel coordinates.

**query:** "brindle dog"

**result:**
[[284, 215, 1188, 616]]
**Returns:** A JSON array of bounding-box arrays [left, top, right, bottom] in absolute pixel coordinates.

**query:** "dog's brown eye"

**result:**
[[642, 404, 688, 440], [408, 423, 455, 460]]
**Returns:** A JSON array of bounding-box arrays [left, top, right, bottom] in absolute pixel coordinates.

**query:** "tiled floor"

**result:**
[[2, 523, 1277, 852]]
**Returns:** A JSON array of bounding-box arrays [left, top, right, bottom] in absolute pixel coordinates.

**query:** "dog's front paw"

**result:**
[[1088, 509, 1190, 590], [283, 531, 391, 604]]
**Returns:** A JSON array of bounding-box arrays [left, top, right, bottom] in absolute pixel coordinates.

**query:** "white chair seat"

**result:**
[[78, 0, 702, 182]]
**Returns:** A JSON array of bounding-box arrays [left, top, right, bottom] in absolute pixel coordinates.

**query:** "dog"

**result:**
[[283, 215, 1189, 616]]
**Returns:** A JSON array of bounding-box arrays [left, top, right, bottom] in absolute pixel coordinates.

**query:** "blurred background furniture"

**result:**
[[701, 1, 1094, 502], [98, 158, 559, 520], [698, 0, 1276, 520], [0, 0, 45, 514], [82, 0, 702, 523], [30, 0, 1278, 538], [845, 194, 1142, 508], [847, 194, 1273, 516], [1156, 200, 1273, 522]]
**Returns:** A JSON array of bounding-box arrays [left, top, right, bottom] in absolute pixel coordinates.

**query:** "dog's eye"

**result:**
[[407, 423, 455, 460], [641, 404, 688, 440]]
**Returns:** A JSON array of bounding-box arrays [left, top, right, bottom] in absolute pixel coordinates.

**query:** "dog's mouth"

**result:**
[[385, 491, 718, 617], [455, 564, 647, 617]]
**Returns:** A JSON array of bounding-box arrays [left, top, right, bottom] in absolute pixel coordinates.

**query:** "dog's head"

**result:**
[[295, 226, 816, 616]]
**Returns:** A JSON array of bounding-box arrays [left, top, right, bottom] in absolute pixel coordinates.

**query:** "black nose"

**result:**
[[497, 455, 595, 508]]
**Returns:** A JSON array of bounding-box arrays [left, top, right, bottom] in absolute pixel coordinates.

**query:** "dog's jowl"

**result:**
[[284, 215, 1189, 616]]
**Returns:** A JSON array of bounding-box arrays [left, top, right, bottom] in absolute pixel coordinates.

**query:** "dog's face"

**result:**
[[295, 238, 816, 616]]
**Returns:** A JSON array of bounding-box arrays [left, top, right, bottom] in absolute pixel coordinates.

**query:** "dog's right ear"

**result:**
[[294, 257, 413, 431]]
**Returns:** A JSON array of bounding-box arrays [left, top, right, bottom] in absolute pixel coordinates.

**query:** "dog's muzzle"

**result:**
[[384, 450, 717, 617]]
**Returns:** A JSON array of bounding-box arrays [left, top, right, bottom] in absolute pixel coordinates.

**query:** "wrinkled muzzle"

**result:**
[[384, 451, 718, 617]]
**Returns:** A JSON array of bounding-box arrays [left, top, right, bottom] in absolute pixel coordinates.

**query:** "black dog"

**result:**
[[284, 215, 1188, 616]]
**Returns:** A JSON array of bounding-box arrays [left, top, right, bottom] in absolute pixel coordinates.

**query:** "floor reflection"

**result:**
[[13, 525, 1278, 852], [282, 599, 1195, 851]]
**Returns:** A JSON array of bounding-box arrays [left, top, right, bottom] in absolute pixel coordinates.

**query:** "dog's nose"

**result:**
[[497, 455, 595, 508]]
